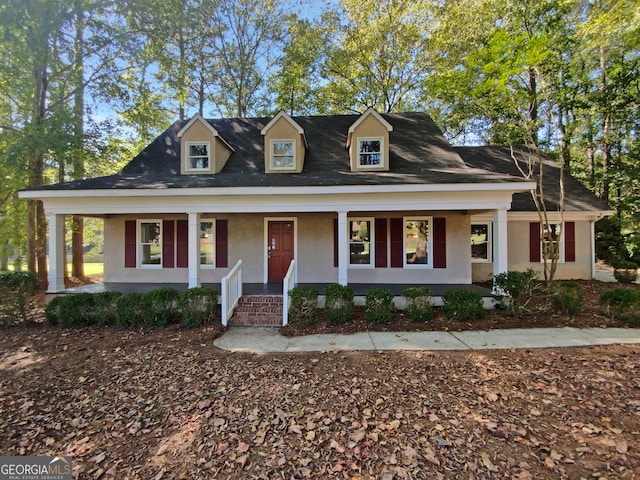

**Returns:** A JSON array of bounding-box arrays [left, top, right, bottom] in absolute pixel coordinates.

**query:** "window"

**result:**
[[471, 223, 492, 262], [139, 220, 161, 267], [349, 218, 373, 266], [186, 142, 210, 170], [270, 140, 295, 170], [358, 138, 383, 167], [200, 221, 215, 267], [404, 217, 431, 267], [542, 223, 563, 262]]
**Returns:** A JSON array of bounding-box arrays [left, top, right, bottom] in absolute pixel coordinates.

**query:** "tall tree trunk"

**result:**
[[599, 47, 611, 202], [72, 0, 85, 278], [527, 66, 538, 145]]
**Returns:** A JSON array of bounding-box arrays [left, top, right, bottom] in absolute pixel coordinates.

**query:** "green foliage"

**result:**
[[93, 291, 123, 326], [141, 287, 180, 327], [403, 287, 433, 322], [115, 292, 145, 328], [324, 284, 354, 325], [599, 288, 640, 325], [492, 269, 541, 315], [442, 289, 484, 321], [288, 287, 318, 325], [178, 287, 218, 328], [46, 293, 97, 328], [550, 281, 583, 315], [612, 261, 638, 284], [0, 271, 40, 325], [365, 288, 394, 324]]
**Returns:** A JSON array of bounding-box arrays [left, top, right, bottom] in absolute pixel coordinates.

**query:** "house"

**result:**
[[20, 109, 611, 299]]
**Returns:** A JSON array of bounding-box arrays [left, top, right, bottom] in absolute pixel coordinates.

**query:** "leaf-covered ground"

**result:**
[[1, 324, 639, 479]]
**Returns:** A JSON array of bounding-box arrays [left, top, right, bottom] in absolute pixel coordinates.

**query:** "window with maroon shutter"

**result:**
[[564, 221, 576, 262], [176, 220, 188, 268], [433, 218, 446, 268], [216, 219, 228, 268], [529, 222, 541, 262], [124, 220, 136, 268], [375, 218, 388, 268], [333, 218, 338, 267], [390, 218, 403, 268], [162, 220, 175, 268]]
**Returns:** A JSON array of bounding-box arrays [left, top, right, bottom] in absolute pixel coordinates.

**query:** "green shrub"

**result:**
[[365, 288, 394, 324], [44, 296, 64, 326], [93, 291, 123, 326], [612, 260, 638, 284], [52, 293, 97, 327], [141, 288, 180, 326], [492, 269, 541, 315], [288, 287, 318, 325], [403, 287, 433, 322], [551, 281, 583, 315], [599, 287, 640, 325], [324, 283, 354, 325], [115, 292, 145, 328], [178, 287, 218, 328], [442, 289, 484, 321], [0, 271, 39, 325]]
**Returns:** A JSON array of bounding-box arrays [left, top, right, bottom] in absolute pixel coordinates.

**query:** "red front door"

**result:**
[[268, 221, 294, 281]]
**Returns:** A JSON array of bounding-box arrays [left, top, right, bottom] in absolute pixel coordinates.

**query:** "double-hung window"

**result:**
[[542, 223, 563, 262], [139, 220, 162, 267], [349, 218, 373, 266], [471, 223, 492, 262], [404, 217, 432, 267], [358, 138, 383, 167], [186, 142, 210, 171], [200, 221, 215, 267], [270, 140, 295, 170]]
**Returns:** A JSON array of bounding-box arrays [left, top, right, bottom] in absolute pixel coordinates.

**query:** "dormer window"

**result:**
[[186, 142, 210, 171], [270, 140, 296, 170], [359, 138, 383, 167]]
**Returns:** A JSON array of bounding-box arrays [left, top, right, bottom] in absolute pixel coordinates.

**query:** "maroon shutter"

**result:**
[[375, 218, 388, 268], [390, 218, 403, 268], [176, 220, 188, 268], [564, 221, 576, 262], [162, 220, 175, 268], [433, 217, 446, 268], [124, 220, 137, 268], [333, 218, 338, 267], [216, 219, 228, 268], [529, 222, 541, 262]]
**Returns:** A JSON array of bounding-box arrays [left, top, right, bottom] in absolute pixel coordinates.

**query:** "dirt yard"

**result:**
[[1, 317, 640, 479]]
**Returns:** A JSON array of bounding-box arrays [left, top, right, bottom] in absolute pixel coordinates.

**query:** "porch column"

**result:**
[[338, 211, 348, 286], [47, 213, 65, 293], [492, 208, 508, 290], [188, 212, 200, 288]]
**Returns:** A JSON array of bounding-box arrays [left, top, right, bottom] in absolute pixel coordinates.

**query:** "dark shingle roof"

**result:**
[[456, 146, 611, 212], [28, 113, 530, 191]]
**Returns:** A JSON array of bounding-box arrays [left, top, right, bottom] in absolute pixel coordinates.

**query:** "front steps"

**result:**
[[229, 295, 283, 326]]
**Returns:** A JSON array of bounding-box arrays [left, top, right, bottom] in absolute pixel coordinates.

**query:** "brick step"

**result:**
[[234, 305, 283, 315], [229, 295, 284, 326], [229, 314, 282, 326], [237, 295, 283, 306]]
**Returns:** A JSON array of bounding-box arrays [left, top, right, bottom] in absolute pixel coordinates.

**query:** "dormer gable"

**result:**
[[177, 113, 234, 174], [260, 111, 308, 173], [346, 108, 393, 172]]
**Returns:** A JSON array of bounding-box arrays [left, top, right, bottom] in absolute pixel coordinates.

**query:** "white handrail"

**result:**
[[282, 259, 296, 326], [221, 260, 243, 327]]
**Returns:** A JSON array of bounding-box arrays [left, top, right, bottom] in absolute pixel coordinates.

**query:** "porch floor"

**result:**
[[58, 282, 492, 297]]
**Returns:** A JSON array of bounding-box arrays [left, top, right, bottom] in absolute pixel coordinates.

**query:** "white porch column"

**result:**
[[47, 214, 65, 293], [188, 212, 201, 288], [492, 208, 509, 286], [337, 211, 348, 286]]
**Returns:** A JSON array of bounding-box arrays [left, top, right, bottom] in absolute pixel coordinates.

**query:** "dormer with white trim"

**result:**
[[177, 113, 235, 174], [261, 111, 308, 173], [346, 108, 393, 172]]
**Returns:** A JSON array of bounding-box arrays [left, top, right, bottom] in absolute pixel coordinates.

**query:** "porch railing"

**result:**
[[282, 259, 296, 326], [221, 259, 243, 327]]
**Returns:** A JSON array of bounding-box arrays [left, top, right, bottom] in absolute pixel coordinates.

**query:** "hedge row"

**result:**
[[45, 287, 218, 329]]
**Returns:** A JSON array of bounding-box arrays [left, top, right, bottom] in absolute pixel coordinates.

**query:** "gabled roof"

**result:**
[[23, 113, 536, 193], [260, 110, 308, 149], [346, 108, 394, 148], [457, 146, 611, 213], [176, 113, 235, 152]]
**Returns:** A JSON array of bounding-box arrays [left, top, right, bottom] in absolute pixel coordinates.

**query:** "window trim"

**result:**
[[357, 136, 385, 170], [138, 219, 162, 268], [185, 141, 211, 172], [471, 222, 492, 263], [541, 222, 565, 264], [403, 216, 433, 268], [269, 139, 296, 171], [199, 219, 216, 268], [348, 217, 374, 268]]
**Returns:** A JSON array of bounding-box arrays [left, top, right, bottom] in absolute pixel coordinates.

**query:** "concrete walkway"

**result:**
[[214, 326, 640, 353]]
